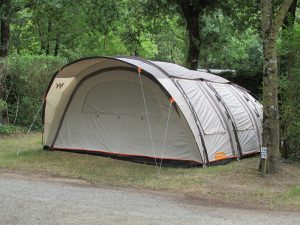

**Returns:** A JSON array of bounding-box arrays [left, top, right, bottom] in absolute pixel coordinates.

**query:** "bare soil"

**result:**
[[1, 172, 300, 225]]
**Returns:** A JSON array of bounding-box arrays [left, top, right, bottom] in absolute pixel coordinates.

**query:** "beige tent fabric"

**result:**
[[43, 56, 262, 165], [54, 71, 202, 162]]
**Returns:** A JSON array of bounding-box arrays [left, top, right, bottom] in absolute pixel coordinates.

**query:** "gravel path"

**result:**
[[0, 175, 299, 225]]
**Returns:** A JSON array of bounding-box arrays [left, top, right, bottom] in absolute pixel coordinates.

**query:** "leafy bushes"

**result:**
[[2, 55, 66, 130], [0, 125, 25, 135], [279, 26, 300, 161], [280, 71, 300, 161]]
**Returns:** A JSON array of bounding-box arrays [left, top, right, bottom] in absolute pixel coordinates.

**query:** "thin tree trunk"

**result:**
[[54, 35, 60, 56], [38, 27, 46, 54], [283, 0, 297, 28], [0, 20, 9, 57], [46, 18, 52, 55], [280, 0, 297, 75], [13, 96, 19, 124]]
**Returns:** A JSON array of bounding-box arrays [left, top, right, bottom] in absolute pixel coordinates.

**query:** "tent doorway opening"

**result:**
[[53, 69, 201, 165]]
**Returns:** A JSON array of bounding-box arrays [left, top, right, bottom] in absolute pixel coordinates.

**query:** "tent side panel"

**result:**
[[210, 83, 260, 155], [229, 86, 263, 148], [175, 79, 235, 162], [198, 82, 239, 156]]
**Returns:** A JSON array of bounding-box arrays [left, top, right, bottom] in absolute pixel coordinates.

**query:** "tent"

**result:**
[[43, 56, 263, 166]]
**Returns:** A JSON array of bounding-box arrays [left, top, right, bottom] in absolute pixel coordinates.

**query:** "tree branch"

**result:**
[[272, 0, 294, 33]]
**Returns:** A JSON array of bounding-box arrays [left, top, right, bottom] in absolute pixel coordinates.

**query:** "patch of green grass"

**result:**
[[0, 134, 202, 190], [0, 125, 25, 136], [277, 186, 300, 208], [1, 133, 300, 210]]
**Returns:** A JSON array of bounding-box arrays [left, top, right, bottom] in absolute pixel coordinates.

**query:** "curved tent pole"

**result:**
[[227, 85, 262, 149], [196, 82, 236, 156], [173, 80, 210, 166], [205, 83, 243, 158]]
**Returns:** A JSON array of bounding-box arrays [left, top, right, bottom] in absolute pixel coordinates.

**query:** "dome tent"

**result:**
[[43, 56, 263, 166]]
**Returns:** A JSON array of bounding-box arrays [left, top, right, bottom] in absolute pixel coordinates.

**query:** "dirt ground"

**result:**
[[0, 172, 300, 225]]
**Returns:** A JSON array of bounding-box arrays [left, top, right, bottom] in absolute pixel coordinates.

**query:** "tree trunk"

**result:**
[[0, 0, 10, 57], [280, 0, 297, 75], [54, 35, 60, 56], [0, 0, 10, 125], [176, 1, 201, 70], [46, 18, 52, 55], [262, 36, 280, 173], [38, 29, 45, 54], [261, 0, 294, 173], [283, 0, 297, 28]]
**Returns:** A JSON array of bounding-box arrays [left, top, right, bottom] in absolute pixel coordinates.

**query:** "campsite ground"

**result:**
[[0, 133, 300, 212], [1, 174, 300, 225]]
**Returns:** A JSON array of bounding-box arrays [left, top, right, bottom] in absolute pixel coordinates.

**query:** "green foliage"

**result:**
[[221, 0, 261, 31], [0, 125, 15, 135], [279, 25, 300, 161], [0, 125, 24, 135], [199, 10, 263, 96], [0, 99, 7, 111], [199, 10, 262, 69], [4, 54, 66, 130]]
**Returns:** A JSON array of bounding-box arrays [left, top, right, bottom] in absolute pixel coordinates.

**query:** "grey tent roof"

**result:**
[[116, 56, 230, 83], [54, 56, 230, 83], [151, 61, 230, 83]]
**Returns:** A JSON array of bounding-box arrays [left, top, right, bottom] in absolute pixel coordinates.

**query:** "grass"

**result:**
[[1, 133, 300, 210]]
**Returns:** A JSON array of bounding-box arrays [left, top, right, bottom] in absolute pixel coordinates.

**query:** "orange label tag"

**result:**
[[137, 67, 142, 73], [170, 97, 175, 104], [215, 152, 227, 160]]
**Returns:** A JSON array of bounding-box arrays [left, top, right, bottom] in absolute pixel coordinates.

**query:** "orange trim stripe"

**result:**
[[53, 147, 201, 164]]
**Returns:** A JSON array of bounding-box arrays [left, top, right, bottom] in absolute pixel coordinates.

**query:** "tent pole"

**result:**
[[137, 67, 159, 172], [158, 99, 173, 176]]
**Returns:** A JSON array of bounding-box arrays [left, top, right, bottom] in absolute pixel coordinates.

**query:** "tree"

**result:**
[[0, 0, 11, 57], [283, 0, 298, 28], [173, 0, 217, 70], [261, 0, 294, 173], [279, 1, 299, 160], [0, 0, 11, 125], [148, 0, 217, 69]]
